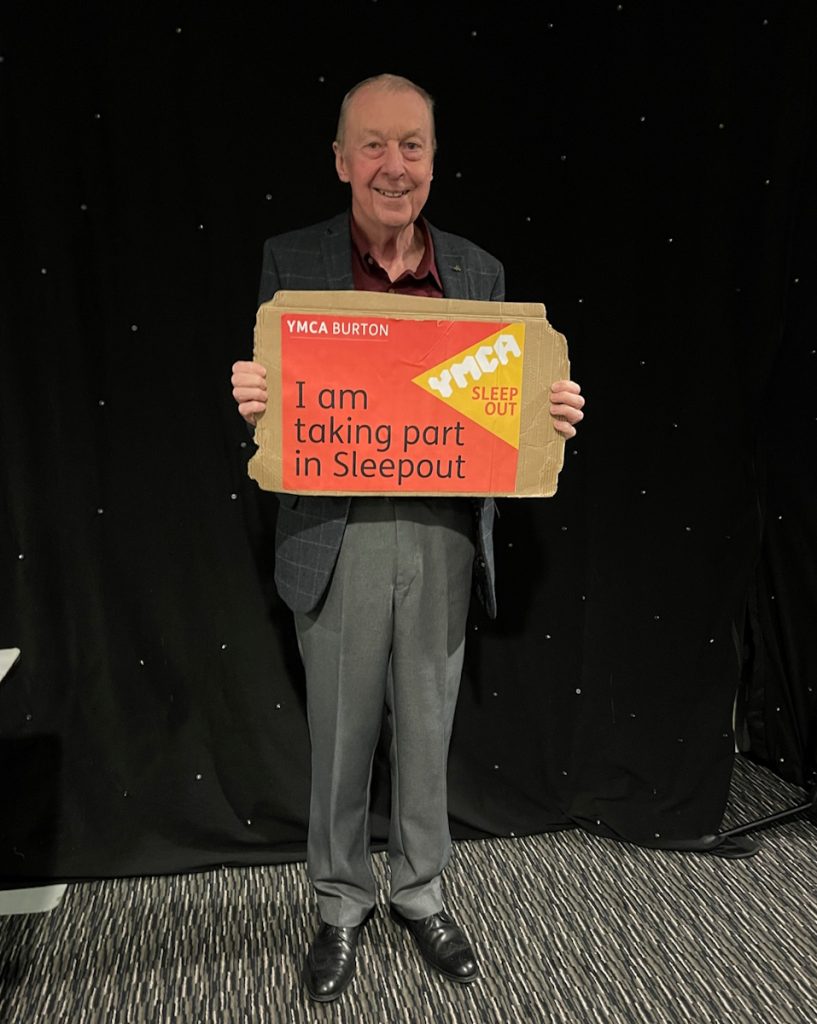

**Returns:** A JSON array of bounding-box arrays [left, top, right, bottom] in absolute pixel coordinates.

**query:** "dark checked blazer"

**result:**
[[257, 211, 504, 618]]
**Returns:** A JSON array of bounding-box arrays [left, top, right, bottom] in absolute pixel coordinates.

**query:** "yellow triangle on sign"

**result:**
[[412, 323, 525, 448]]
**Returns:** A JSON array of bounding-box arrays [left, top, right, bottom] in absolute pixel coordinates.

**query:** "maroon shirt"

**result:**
[[350, 215, 444, 298]]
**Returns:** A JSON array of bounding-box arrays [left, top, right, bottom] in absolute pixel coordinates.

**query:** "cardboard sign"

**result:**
[[248, 291, 570, 497]]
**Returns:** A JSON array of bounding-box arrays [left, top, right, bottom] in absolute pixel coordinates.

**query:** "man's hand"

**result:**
[[550, 380, 585, 438], [231, 360, 268, 425]]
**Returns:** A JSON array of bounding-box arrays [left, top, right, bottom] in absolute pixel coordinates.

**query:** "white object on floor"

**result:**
[[0, 885, 67, 915], [0, 647, 21, 684], [0, 649, 66, 915]]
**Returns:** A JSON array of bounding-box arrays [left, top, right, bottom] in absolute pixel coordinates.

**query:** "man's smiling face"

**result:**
[[334, 84, 435, 238]]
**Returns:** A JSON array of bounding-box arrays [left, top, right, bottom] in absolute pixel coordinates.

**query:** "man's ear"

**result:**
[[333, 142, 350, 183]]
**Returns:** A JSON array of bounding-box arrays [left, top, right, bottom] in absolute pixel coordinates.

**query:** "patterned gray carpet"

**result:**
[[1, 756, 815, 1024]]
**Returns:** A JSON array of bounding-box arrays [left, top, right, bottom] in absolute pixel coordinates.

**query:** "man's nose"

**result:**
[[382, 141, 405, 176]]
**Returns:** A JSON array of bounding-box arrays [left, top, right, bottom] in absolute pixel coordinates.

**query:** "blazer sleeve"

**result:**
[[490, 263, 506, 302], [257, 240, 282, 306]]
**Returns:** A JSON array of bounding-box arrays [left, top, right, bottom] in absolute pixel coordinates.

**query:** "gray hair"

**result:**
[[335, 73, 436, 150]]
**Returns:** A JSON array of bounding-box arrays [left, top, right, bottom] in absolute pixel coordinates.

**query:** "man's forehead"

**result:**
[[345, 87, 431, 134]]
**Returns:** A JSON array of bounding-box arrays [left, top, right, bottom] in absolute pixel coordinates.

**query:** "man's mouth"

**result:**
[[374, 188, 410, 198]]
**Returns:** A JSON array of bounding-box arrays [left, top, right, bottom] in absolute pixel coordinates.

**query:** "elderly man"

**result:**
[[232, 73, 584, 1002]]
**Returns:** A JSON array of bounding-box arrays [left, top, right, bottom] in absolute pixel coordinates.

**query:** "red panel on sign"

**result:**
[[280, 313, 519, 493]]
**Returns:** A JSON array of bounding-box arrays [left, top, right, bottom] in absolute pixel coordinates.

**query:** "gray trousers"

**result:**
[[294, 497, 476, 928]]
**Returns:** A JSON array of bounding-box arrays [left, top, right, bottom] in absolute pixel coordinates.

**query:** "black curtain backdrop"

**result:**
[[1, 1, 815, 883]]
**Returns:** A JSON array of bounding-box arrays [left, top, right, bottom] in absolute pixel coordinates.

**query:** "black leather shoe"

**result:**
[[302, 922, 362, 1002], [391, 908, 479, 983]]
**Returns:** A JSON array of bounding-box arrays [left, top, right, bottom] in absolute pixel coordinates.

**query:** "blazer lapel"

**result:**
[[428, 221, 467, 299], [320, 214, 355, 290]]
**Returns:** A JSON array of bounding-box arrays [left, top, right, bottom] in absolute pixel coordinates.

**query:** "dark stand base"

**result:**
[[701, 785, 817, 859]]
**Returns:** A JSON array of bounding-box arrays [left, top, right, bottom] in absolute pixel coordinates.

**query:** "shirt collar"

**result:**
[[349, 214, 442, 289]]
